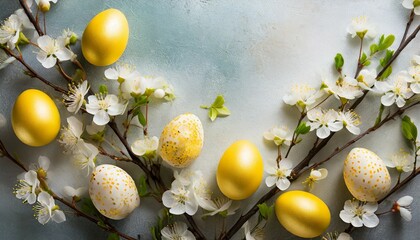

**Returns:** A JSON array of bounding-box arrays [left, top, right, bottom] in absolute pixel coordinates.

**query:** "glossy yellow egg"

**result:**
[[343, 148, 391, 202], [275, 191, 331, 238], [159, 113, 204, 167], [89, 164, 140, 220], [12, 89, 60, 147], [82, 8, 129, 66], [216, 140, 263, 200]]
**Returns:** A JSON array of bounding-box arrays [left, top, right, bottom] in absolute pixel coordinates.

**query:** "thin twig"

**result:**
[[2, 48, 67, 94], [184, 214, 206, 240], [19, 0, 44, 36]]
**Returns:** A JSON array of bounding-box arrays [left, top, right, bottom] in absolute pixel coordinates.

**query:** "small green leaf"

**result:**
[[107, 233, 120, 240], [99, 84, 108, 95], [295, 122, 311, 135], [334, 53, 344, 72], [362, 60, 371, 66], [138, 111, 147, 126], [369, 44, 378, 55], [378, 66, 392, 80], [215, 106, 231, 116], [257, 203, 274, 220], [209, 108, 218, 121], [360, 52, 368, 63], [402, 115, 418, 141], [380, 50, 394, 67], [97, 219, 107, 228], [212, 95, 225, 108], [137, 175, 148, 197], [202, 95, 231, 121], [79, 198, 99, 216], [378, 34, 395, 51]]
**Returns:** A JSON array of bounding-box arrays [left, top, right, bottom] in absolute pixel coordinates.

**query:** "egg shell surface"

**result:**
[[158, 113, 204, 168], [343, 148, 391, 202], [89, 164, 140, 220]]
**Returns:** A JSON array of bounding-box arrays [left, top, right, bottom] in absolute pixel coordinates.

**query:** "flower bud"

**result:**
[[153, 88, 165, 99], [38, 0, 51, 12]]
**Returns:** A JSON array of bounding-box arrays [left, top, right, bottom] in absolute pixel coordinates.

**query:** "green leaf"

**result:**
[[378, 66, 392, 80], [295, 121, 311, 135], [212, 95, 225, 108], [99, 84, 108, 95], [138, 111, 147, 126], [107, 233, 120, 240], [378, 35, 395, 51], [97, 219, 107, 228], [215, 106, 231, 116], [402, 115, 418, 141], [380, 50, 394, 67], [79, 198, 99, 216], [362, 60, 371, 67], [257, 203, 274, 220], [202, 95, 231, 121], [360, 52, 368, 63], [209, 107, 218, 121], [137, 175, 148, 197], [334, 53, 344, 72], [369, 44, 378, 55]]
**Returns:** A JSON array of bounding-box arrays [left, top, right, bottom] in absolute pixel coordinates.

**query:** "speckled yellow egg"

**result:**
[[343, 148, 391, 202], [158, 113, 204, 168], [11, 89, 60, 147], [216, 140, 263, 200], [89, 164, 140, 220], [275, 191, 331, 238], [82, 9, 129, 66]]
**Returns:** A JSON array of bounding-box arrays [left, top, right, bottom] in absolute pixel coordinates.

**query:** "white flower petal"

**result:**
[[381, 92, 396, 106], [38, 156, 50, 171], [399, 207, 412, 221], [397, 196, 413, 207], [52, 210, 66, 223], [265, 176, 277, 187], [104, 68, 119, 80], [93, 110, 110, 126], [351, 216, 363, 228], [316, 126, 330, 139], [276, 178, 290, 191], [362, 214, 379, 228]]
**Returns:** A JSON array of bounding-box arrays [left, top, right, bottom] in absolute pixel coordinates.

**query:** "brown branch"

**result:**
[[2, 48, 67, 94], [98, 146, 132, 162], [0, 140, 28, 172], [399, 10, 415, 46], [19, 0, 44, 36], [285, 112, 305, 158], [184, 214, 206, 240], [54, 195, 137, 240]]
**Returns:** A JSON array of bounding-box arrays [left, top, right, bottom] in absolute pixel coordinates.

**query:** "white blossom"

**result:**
[[393, 196, 413, 221], [243, 221, 264, 240], [105, 63, 139, 83], [86, 122, 105, 136], [347, 16, 376, 39], [408, 55, 420, 93], [120, 76, 147, 98], [131, 136, 159, 157], [36, 35, 73, 68], [85, 94, 126, 126], [161, 222, 195, 240], [162, 180, 198, 215], [323, 77, 363, 100], [14, 9, 34, 30], [263, 126, 292, 146], [61, 28, 78, 46], [375, 71, 414, 108], [33, 155, 50, 174], [33, 191, 66, 225], [202, 196, 240, 217], [283, 83, 323, 111], [339, 199, 379, 228], [63, 80, 89, 113], [403, 0, 420, 15], [0, 14, 23, 49], [337, 232, 353, 240], [73, 142, 99, 175], [338, 110, 361, 135], [14, 170, 40, 204], [302, 168, 328, 190], [143, 76, 175, 100], [63, 186, 86, 200], [59, 116, 84, 153], [357, 69, 377, 90], [265, 159, 292, 191], [307, 108, 343, 139], [384, 149, 414, 173]]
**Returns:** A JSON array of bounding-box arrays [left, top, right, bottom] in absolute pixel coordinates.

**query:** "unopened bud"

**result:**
[[38, 0, 51, 12]]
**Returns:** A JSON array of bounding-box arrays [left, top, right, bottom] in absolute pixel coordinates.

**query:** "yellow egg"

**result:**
[[275, 191, 331, 238], [11, 89, 60, 147], [159, 113, 204, 167], [89, 164, 140, 220], [216, 140, 263, 200], [343, 148, 391, 202], [82, 8, 129, 66]]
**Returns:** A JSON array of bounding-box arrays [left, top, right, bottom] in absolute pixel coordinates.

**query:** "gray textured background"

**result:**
[[0, 0, 419, 239]]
